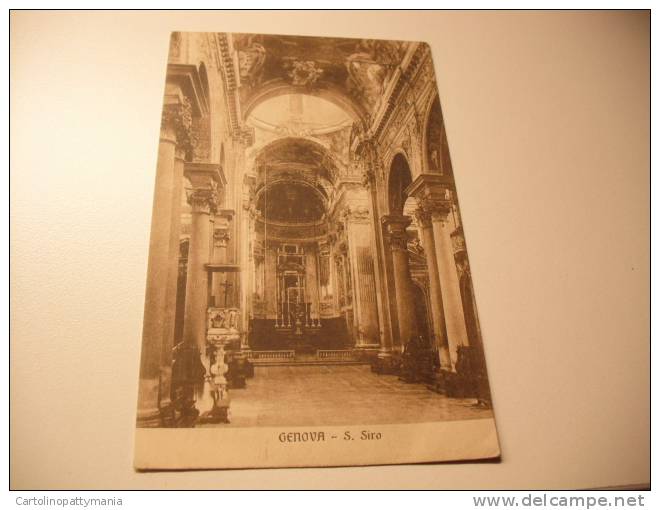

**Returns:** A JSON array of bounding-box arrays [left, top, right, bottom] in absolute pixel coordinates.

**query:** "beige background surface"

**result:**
[[10, 10, 650, 489]]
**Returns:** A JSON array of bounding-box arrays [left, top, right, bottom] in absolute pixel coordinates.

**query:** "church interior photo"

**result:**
[[136, 31, 494, 428]]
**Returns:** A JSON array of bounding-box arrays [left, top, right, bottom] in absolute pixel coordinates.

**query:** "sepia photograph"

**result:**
[[10, 8, 650, 492], [134, 31, 499, 469]]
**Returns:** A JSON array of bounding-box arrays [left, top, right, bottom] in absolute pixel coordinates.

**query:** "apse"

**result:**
[[257, 181, 325, 223]]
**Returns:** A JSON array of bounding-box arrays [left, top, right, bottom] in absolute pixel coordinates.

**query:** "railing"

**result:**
[[247, 350, 296, 362], [317, 350, 355, 360]]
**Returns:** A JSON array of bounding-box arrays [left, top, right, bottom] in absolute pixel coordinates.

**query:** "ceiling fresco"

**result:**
[[233, 33, 410, 115]]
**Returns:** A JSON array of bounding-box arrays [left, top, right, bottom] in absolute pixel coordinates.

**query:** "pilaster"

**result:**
[[341, 202, 380, 348]]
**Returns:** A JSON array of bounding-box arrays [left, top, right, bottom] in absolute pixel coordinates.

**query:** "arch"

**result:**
[[254, 136, 342, 184], [254, 135, 334, 162], [256, 180, 326, 224], [242, 81, 367, 123], [255, 178, 329, 205], [251, 132, 331, 155], [387, 152, 413, 216]]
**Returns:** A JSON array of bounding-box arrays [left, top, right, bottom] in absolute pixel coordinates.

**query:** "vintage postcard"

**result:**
[[134, 31, 500, 470]]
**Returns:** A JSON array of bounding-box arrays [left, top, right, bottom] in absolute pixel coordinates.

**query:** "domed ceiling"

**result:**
[[249, 94, 351, 134]]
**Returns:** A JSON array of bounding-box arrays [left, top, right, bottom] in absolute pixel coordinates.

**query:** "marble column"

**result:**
[[381, 215, 418, 349], [182, 164, 223, 354], [137, 99, 191, 426], [158, 149, 186, 410], [428, 200, 469, 365], [362, 166, 393, 356], [407, 174, 469, 367], [414, 208, 451, 370]]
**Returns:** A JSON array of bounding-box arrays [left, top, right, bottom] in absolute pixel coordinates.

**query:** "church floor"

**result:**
[[214, 364, 493, 427]]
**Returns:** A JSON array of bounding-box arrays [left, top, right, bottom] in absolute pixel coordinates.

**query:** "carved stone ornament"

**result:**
[[207, 307, 241, 337], [361, 167, 375, 189], [417, 196, 452, 222], [451, 226, 467, 260], [186, 182, 219, 215], [342, 204, 370, 222], [414, 207, 432, 228], [455, 257, 470, 280], [213, 228, 231, 248], [162, 96, 196, 153]]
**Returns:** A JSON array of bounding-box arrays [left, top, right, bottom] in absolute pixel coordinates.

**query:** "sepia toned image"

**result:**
[[134, 31, 500, 470]]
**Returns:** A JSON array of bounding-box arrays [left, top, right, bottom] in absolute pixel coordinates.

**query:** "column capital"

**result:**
[[414, 207, 433, 228], [409, 174, 454, 224], [381, 215, 411, 252], [186, 186, 219, 215], [405, 173, 455, 220], [184, 162, 225, 215], [418, 196, 453, 222], [361, 166, 376, 189], [161, 96, 195, 152], [318, 239, 331, 255], [450, 226, 467, 261]]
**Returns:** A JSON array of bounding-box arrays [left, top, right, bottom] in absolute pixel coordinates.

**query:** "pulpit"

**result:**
[[206, 306, 252, 390], [207, 306, 241, 345], [196, 307, 241, 424]]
